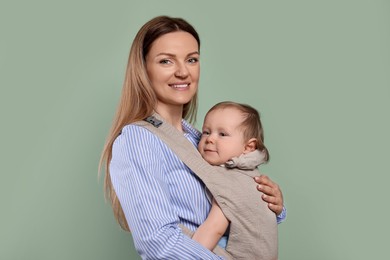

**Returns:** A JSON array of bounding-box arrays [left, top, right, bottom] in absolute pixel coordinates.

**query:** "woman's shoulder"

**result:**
[[112, 123, 167, 161], [117, 123, 162, 144]]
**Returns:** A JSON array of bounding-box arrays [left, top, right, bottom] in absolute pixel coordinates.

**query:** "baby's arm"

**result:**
[[192, 199, 229, 250]]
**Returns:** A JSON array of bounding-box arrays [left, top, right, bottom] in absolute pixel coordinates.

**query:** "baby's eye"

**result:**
[[219, 132, 228, 137], [202, 131, 210, 136]]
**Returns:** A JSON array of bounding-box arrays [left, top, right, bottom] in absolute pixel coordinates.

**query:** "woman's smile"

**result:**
[[169, 83, 190, 89]]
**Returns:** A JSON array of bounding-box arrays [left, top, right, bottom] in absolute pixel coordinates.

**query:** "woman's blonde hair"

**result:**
[[99, 16, 200, 231], [206, 101, 270, 161]]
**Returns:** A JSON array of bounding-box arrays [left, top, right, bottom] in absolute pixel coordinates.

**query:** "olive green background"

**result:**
[[1, 0, 389, 259]]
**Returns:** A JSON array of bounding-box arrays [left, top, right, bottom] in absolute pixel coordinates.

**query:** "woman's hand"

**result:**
[[254, 175, 284, 216]]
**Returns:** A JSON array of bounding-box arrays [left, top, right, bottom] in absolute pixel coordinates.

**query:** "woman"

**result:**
[[100, 16, 286, 259]]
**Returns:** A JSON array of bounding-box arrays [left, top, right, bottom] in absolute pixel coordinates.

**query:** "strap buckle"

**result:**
[[144, 116, 163, 128]]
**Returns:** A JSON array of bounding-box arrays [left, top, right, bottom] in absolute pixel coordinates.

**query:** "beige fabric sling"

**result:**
[[134, 114, 278, 260]]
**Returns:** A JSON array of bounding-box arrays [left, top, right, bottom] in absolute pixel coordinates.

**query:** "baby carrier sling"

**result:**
[[134, 113, 278, 260]]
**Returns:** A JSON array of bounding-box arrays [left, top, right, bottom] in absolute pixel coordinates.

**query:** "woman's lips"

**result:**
[[169, 83, 189, 89]]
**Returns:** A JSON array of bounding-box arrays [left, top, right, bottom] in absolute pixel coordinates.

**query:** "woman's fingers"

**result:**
[[267, 202, 283, 216], [255, 175, 284, 216]]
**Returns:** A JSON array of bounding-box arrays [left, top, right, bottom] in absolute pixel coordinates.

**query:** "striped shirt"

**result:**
[[110, 119, 286, 259]]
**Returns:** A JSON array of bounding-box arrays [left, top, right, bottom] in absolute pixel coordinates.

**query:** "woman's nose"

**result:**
[[174, 63, 189, 78]]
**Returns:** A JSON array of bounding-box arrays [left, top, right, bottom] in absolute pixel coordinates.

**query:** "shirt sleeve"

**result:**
[[277, 206, 287, 224], [110, 125, 224, 259]]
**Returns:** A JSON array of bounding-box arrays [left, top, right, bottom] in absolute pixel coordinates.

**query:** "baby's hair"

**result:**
[[206, 101, 270, 161]]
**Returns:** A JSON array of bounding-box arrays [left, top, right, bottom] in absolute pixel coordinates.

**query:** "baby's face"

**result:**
[[198, 107, 247, 166]]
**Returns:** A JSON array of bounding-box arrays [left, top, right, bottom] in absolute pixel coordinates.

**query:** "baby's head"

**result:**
[[198, 101, 269, 166]]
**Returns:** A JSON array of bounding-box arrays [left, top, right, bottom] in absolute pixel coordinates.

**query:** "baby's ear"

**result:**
[[243, 138, 257, 154]]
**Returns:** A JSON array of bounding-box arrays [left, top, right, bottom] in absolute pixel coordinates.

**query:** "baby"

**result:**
[[192, 101, 278, 259]]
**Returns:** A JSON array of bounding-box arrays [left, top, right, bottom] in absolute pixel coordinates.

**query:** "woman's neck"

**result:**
[[155, 104, 184, 132]]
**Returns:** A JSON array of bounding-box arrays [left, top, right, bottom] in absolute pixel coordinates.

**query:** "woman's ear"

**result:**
[[243, 138, 257, 154]]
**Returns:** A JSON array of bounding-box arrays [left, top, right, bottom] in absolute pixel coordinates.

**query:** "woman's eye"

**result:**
[[188, 57, 199, 63], [159, 59, 172, 64]]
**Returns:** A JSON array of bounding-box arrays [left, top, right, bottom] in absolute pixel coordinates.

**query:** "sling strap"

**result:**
[[134, 113, 278, 260], [134, 114, 233, 259]]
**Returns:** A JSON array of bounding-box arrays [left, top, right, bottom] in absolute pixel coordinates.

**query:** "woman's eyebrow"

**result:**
[[155, 52, 175, 57], [187, 51, 200, 56], [156, 51, 200, 57]]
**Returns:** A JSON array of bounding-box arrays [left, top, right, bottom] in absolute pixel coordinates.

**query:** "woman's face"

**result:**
[[145, 31, 200, 112]]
